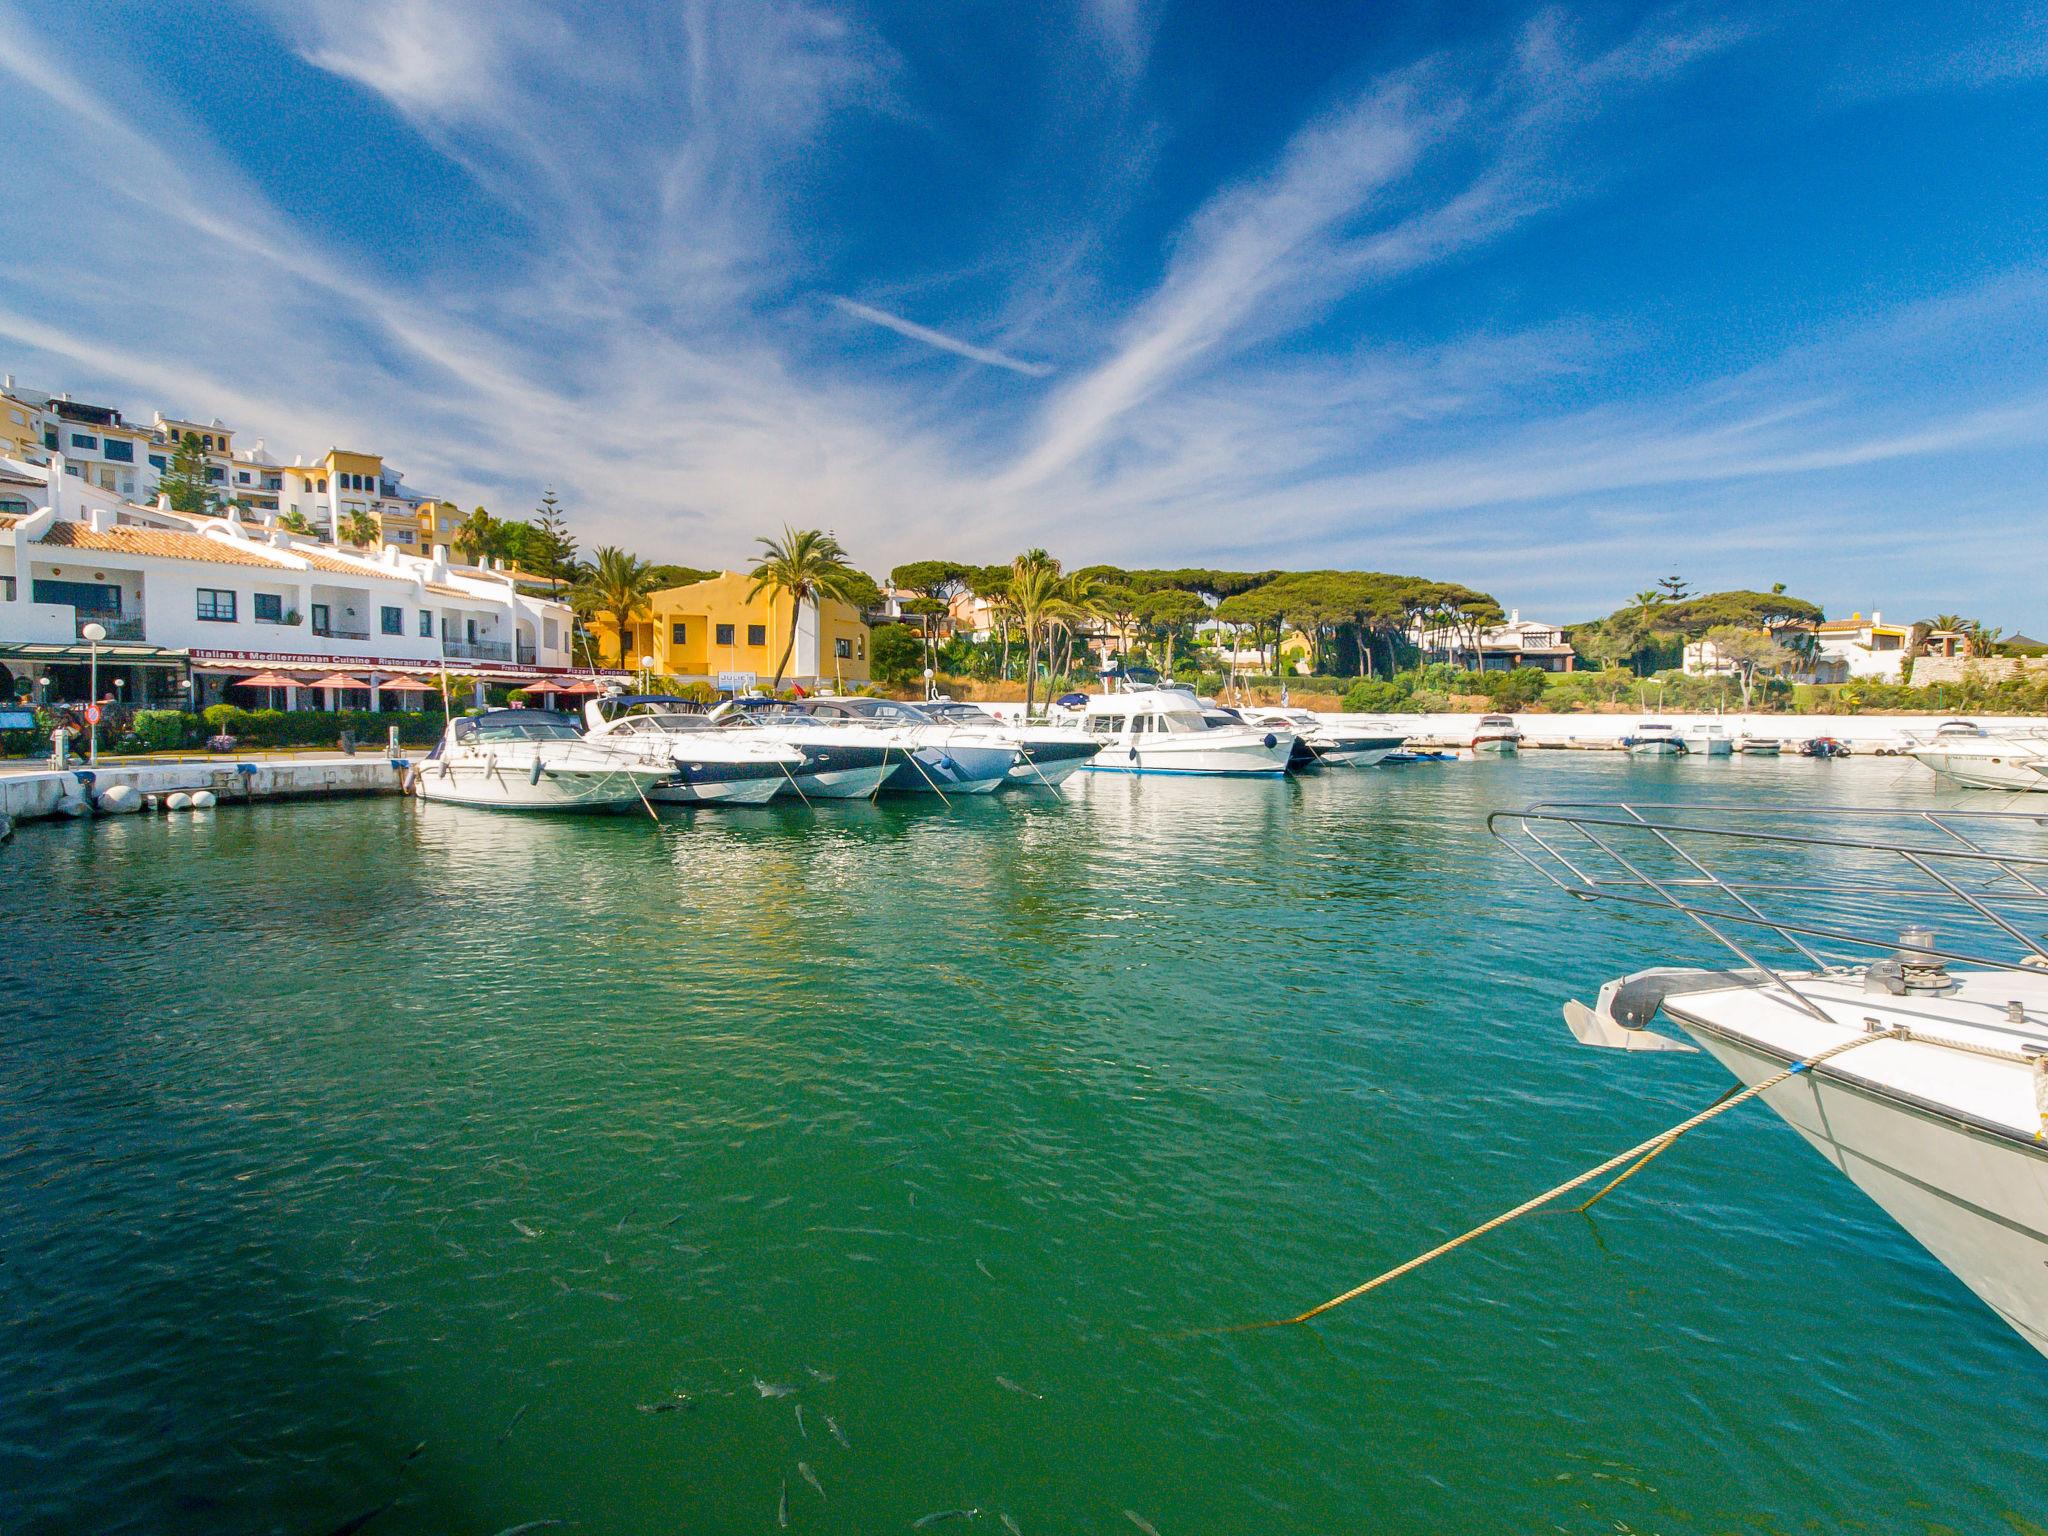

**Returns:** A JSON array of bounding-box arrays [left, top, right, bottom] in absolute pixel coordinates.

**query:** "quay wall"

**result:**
[[1, 757, 406, 823]]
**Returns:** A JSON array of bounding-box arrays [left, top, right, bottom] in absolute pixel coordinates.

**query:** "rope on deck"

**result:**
[[1217, 1024, 1907, 1334]]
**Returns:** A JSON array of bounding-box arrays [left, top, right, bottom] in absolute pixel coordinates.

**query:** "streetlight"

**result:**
[[639, 654, 655, 693], [81, 620, 106, 766], [923, 666, 935, 701]]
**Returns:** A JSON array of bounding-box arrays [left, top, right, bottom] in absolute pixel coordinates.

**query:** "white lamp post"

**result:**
[[81, 620, 106, 766], [923, 666, 935, 701], [640, 653, 654, 693]]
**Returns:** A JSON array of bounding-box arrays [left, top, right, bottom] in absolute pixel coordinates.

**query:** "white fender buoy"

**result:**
[[166, 792, 193, 811], [96, 784, 142, 815], [189, 790, 217, 810], [529, 757, 546, 785]]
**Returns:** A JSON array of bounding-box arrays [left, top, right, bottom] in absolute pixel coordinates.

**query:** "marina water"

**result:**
[[6, 756, 2046, 1533]]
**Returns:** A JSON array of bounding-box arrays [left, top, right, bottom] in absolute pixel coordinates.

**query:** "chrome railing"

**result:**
[[1491, 802, 2048, 1016], [444, 639, 512, 662], [76, 614, 144, 641]]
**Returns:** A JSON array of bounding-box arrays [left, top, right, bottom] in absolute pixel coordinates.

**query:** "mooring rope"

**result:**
[[1214, 1025, 1907, 1334]]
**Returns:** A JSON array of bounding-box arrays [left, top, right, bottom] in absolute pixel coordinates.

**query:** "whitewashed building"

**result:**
[[0, 454, 581, 710], [1409, 610, 1578, 672]]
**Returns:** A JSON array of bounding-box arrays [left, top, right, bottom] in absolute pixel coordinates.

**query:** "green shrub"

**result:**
[[202, 703, 254, 735], [1341, 678, 1412, 713], [128, 709, 198, 751]]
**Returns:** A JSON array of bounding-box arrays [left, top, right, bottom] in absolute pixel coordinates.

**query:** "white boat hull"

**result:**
[[647, 771, 785, 805], [413, 758, 664, 812], [1912, 750, 2048, 792], [1627, 741, 1684, 756], [1471, 737, 1518, 755], [792, 762, 895, 799], [1084, 739, 1291, 776], [1678, 1015, 2048, 1357]]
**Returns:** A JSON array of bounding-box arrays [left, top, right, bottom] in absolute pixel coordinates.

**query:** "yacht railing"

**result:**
[[1490, 802, 2048, 1017]]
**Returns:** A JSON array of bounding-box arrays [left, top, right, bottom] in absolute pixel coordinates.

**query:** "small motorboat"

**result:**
[[1622, 722, 1687, 756], [412, 709, 675, 813], [1470, 714, 1521, 755], [1736, 733, 1782, 756], [1235, 707, 1407, 768], [1685, 722, 1734, 757], [1800, 736, 1850, 759]]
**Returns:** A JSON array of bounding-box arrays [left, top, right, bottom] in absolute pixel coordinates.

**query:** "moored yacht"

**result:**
[[581, 694, 805, 804], [920, 698, 1102, 785], [1235, 707, 1407, 768], [733, 696, 1018, 794], [702, 698, 899, 799], [1910, 719, 2048, 792], [1496, 802, 2048, 1360], [1470, 714, 1521, 755], [1071, 686, 1294, 776], [412, 709, 675, 812], [1623, 721, 1686, 756]]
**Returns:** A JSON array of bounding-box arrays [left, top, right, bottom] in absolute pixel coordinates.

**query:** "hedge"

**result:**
[[191, 706, 449, 749]]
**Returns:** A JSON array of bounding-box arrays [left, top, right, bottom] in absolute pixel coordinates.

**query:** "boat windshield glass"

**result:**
[[810, 698, 935, 726], [923, 702, 999, 724], [458, 712, 583, 744]]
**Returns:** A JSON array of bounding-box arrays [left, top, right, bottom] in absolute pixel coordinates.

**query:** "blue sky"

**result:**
[[2, 1, 2044, 624]]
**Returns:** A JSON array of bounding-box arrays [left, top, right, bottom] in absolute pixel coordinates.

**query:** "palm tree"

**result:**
[[1007, 552, 1073, 715], [747, 527, 861, 688], [337, 509, 379, 549], [453, 507, 499, 565], [276, 509, 314, 535], [573, 546, 663, 670]]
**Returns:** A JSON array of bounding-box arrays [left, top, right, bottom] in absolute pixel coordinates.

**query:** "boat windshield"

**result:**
[[456, 711, 583, 744], [923, 701, 1000, 724], [609, 712, 713, 733]]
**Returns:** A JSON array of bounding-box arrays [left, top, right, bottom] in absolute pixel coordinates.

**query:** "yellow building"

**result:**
[[589, 570, 870, 687], [2, 385, 43, 459]]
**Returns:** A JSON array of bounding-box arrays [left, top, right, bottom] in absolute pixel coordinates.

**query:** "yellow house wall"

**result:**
[[589, 570, 870, 684]]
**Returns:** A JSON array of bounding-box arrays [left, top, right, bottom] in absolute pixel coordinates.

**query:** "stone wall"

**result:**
[[1911, 655, 2048, 686]]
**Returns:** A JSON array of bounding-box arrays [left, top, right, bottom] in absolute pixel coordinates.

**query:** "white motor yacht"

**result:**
[[1910, 719, 2048, 792], [412, 709, 674, 812], [1470, 714, 1521, 755], [920, 698, 1102, 785], [1497, 802, 2048, 1360], [580, 694, 805, 805], [1234, 707, 1407, 768], [1623, 721, 1686, 756], [702, 698, 899, 799], [1685, 721, 1734, 757], [1071, 686, 1294, 776], [731, 696, 1018, 794]]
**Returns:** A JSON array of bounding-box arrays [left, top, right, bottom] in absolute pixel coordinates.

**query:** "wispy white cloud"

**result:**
[[0, 1, 2042, 625], [825, 296, 1053, 376]]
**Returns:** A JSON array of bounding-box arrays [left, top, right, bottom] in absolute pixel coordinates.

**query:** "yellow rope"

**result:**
[[1217, 1025, 1904, 1334]]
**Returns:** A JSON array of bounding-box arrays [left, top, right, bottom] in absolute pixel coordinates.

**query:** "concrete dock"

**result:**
[[0, 756, 408, 824]]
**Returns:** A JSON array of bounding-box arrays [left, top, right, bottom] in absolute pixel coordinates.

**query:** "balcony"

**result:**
[[77, 614, 145, 642], [516, 641, 537, 665], [444, 639, 512, 662], [313, 624, 371, 641]]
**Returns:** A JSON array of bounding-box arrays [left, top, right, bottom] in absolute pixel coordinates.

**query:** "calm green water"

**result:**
[[5, 756, 2046, 1535]]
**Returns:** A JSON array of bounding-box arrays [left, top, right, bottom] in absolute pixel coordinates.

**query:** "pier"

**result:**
[[0, 754, 407, 824]]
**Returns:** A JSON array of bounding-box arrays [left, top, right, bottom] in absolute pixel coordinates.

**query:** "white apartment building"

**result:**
[[0, 454, 579, 710]]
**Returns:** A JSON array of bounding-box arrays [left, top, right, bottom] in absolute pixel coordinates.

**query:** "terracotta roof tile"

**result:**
[[37, 520, 299, 570]]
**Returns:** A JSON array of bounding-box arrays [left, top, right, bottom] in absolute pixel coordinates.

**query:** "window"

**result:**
[[420, 610, 433, 637], [42, 429, 56, 449], [381, 606, 403, 635], [237, 471, 250, 484], [103, 439, 134, 463], [671, 621, 687, 645], [715, 623, 735, 646], [0, 495, 26, 514], [1, 577, 12, 601], [148, 454, 167, 472], [317, 479, 327, 493], [70, 433, 98, 450], [747, 624, 767, 647], [834, 637, 852, 659], [196, 588, 236, 622], [254, 593, 283, 622], [206, 467, 224, 482], [34, 579, 120, 613]]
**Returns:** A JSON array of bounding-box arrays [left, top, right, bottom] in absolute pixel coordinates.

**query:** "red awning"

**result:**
[[234, 671, 303, 688], [307, 673, 372, 690], [370, 676, 437, 692], [518, 677, 604, 694]]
